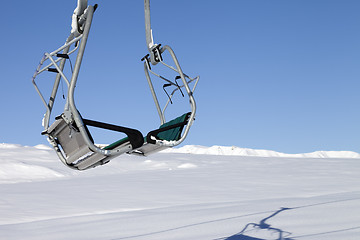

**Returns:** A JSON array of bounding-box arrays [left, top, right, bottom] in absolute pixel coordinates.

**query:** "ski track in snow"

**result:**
[[0, 143, 360, 240]]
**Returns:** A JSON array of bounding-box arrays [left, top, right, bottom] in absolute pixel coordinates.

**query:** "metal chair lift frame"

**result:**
[[31, 0, 199, 170]]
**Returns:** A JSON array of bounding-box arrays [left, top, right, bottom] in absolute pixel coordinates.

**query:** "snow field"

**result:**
[[0, 143, 359, 239]]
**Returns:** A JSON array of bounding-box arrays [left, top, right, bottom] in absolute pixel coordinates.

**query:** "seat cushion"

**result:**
[[157, 113, 190, 141]]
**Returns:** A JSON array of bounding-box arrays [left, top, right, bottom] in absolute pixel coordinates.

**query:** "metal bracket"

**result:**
[[61, 110, 74, 125], [150, 44, 163, 64], [141, 54, 151, 70]]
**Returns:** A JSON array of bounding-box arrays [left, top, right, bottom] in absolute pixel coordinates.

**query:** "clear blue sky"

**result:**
[[1, 0, 359, 154]]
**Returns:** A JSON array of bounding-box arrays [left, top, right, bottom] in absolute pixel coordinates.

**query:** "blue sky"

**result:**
[[1, 0, 359, 154]]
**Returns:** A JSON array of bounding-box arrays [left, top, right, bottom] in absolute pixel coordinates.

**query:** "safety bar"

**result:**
[[82, 119, 144, 149], [142, 45, 198, 147], [32, 34, 83, 126]]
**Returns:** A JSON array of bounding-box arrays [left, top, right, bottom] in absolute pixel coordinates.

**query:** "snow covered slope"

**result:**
[[0, 143, 360, 240]]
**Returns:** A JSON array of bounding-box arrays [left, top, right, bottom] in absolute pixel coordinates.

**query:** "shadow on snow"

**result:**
[[220, 207, 294, 240], [112, 197, 360, 240]]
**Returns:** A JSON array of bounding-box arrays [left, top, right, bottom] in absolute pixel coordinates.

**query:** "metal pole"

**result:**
[[144, 62, 165, 124], [67, 5, 116, 157], [144, 0, 153, 50]]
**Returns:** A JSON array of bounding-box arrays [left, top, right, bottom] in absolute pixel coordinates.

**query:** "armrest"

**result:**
[[83, 119, 144, 149]]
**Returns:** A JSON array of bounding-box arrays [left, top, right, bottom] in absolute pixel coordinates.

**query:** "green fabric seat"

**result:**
[[157, 113, 190, 141], [103, 112, 190, 150]]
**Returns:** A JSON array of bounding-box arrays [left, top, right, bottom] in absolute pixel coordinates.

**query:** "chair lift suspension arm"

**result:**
[[66, 5, 110, 157]]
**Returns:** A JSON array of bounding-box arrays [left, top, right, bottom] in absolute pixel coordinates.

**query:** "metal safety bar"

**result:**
[[32, 34, 82, 128], [142, 46, 199, 147]]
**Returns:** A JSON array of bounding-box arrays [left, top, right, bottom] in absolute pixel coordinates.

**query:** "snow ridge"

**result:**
[[165, 145, 360, 158]]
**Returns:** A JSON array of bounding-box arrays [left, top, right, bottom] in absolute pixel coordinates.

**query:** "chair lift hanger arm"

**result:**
[[144, 0, 154, 51], [66, 5, 115, 157], [144, 0, 163, 65], [67, 4, 138, 158]]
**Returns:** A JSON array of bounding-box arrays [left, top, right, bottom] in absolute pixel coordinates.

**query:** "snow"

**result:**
[[165, 145, 360, 158], [0, 143, 360, 239]]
